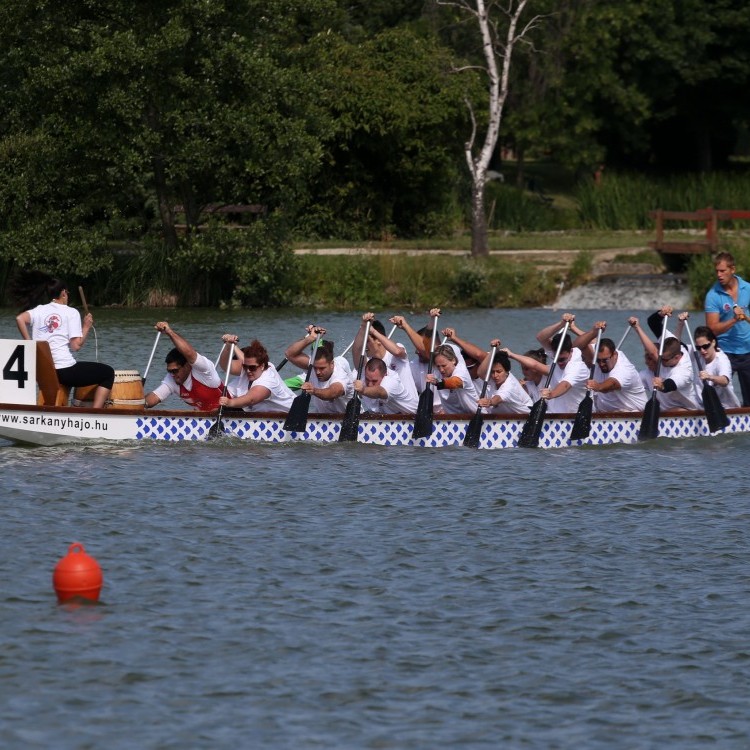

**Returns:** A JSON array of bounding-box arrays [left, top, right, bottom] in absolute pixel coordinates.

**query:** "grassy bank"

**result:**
[[291, 252, 585, 310]]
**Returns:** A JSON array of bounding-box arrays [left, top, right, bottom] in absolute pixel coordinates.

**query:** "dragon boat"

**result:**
[[1, 339, 748, 448]]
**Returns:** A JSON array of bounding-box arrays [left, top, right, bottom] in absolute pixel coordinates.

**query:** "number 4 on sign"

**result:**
[[0, 340, 36, 405], [4, 345, 28, 387]]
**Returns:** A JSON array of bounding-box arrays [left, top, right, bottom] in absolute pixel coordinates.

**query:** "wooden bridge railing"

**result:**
[[649, 207, 750, 256]]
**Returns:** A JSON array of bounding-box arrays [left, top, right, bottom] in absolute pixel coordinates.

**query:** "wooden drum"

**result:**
[[72, 370, 145, 409]]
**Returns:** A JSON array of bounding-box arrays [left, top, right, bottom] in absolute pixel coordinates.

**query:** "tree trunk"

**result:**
[[471, 181, 489, 257], [153, 153, 179, 251]]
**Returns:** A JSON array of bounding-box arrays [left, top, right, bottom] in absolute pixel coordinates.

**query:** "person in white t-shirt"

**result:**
[[284, 326, 353, 414], [573, 322, 647, 412], [218, 338, 295, 413], [351, 312, 418, 401], [652, 337, 702, 410], [425, 344, 479, 414], [15, 275, 115, 408], [476, 346, 532, 414], [353, 358, 419, 415], [690, 325, 741, 408], [531, 313, 590, 413]]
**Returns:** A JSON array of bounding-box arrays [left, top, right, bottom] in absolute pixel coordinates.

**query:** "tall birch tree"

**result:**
[[438, 0, 540, 256]]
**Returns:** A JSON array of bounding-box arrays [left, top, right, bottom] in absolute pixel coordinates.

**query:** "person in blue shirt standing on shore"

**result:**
[[705, 251, 750, 406]]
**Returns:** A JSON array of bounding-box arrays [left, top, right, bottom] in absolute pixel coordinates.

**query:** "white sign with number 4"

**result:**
[[0, 340, 37, 405]]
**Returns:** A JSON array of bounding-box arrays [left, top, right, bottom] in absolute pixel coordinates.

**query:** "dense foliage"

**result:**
[[0, 0, 749, 304]]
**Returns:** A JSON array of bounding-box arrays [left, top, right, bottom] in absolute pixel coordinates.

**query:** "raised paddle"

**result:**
[[207, 342, 236, 440], [78, 286, 90, 316], [683, 320, 729, 433], [283, 333, 321, 432], [142, 331, 162, 385], [517, 321, 570, 448], [569, 327, 604, 441], [78, 285, 99, 361], [637, 314, 669, 441], [463, 344, 498, 449], [616, 324, 633, 351], [339, 321, 371, 442], [412, 322, 440, 439]]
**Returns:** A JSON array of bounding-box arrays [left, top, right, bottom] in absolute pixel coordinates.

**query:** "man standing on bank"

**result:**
[[705, 252, 750, 406]]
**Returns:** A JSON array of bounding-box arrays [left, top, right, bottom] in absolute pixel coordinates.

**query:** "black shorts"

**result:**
[[56, 362, 116, 390]]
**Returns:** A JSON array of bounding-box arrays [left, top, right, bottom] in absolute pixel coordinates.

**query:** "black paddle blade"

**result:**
[[463, 410, 484, 448], [338, 395, 362, 442], [638, 394, 660, 441], [283, 392, 312, 432], [412, 389, 435, 439], [569, 393, 593, 441], [207, 415, 224, 440], [517, 398, 547, 448], [702, 384, 730, 433]]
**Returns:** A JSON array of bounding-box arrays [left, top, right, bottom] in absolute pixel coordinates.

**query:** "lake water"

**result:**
[[1, 307, 749, 749]]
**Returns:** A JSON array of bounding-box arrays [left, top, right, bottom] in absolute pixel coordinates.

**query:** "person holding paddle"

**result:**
[[14, 274, 115, 409], [650, 338, 702, 411], [425, 344, 479, 414], [217, 337, 295, 413], [390, 309, 441, 395], [476, 343, 531, 414], [572, 321, 647, 412], [523, 314, 589, 413], [144, 322, 223, 410], [353, 358, 418, 415], [674, 317, 740, 409], [284, 326, 353, 413], [351, 313, 418, 401]]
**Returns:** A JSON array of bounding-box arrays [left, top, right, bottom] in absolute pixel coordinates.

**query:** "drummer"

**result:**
[[144, 322, 224, 410]]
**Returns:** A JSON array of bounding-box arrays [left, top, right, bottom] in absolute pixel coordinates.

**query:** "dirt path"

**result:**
[[294, 245, 657, 274]]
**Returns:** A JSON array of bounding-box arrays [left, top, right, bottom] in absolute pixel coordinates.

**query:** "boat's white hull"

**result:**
[[2, 403, 749, 448]]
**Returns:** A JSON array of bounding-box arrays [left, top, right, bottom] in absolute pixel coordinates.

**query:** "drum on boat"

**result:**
[[72, 369, 145, 409]]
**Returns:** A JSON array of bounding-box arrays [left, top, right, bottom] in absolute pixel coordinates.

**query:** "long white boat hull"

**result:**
[[2, 403, 749, 448]]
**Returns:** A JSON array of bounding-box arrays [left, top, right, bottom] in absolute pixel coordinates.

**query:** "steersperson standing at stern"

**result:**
[[705, 251, 750, 406]]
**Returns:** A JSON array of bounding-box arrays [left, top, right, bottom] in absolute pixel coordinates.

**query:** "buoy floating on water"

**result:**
[[53, 542, 103, 604]]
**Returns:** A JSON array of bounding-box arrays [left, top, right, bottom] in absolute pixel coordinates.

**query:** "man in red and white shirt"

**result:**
[[145, 322, 224, 410]]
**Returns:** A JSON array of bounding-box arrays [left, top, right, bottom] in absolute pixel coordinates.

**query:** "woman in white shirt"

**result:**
[[15, 275, 115, 408], [219, 338, 295, 412], [425, 344, 479, 414], [692, 326, 741, 408]]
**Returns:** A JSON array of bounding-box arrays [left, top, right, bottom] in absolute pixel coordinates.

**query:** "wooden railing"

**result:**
[[649, 207, 750, 255]]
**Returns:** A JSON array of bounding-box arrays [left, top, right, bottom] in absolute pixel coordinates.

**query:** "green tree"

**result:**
[[0, 0, 338, 300]]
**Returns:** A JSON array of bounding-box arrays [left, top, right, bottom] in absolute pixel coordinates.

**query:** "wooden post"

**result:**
[[655, 209, 664, 250]]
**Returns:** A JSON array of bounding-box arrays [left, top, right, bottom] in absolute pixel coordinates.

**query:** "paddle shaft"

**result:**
[[682, 318, 729, 432], [78, 286, 90, 317], [542, 321, 572, 393], [142, 331, 162, 385], [616, 324, 632, 351]]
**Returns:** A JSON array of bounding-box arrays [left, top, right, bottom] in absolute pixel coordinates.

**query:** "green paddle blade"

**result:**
[[463, 409, 484, 448], [283, 392, 312, 432], [412, 389, 434, 439], [517, 398, 547, 448], [338, 394, 362, 442], [638, 394, 660, 441], [569, 393, 593, 441], [702, 384, 730, 433]]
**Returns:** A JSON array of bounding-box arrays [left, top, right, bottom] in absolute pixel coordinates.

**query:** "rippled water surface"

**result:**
[[2, 308, 749, 749]]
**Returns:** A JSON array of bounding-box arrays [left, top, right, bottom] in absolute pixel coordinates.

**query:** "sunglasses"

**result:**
[[243, 363, 262, 372], [696, 343, 712, 351], [596, 356, 612, 365]]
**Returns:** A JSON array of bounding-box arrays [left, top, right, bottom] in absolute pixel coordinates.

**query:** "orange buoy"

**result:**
[[53, 542, 103, 603]]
